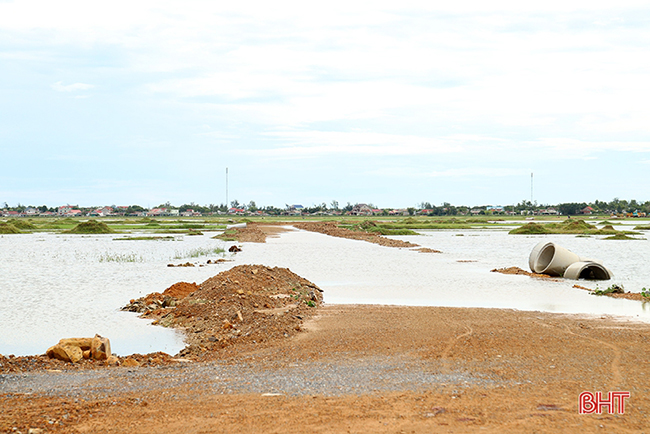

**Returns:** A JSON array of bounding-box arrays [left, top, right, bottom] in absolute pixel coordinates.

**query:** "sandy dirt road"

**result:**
[[3, 304, 650, 433]]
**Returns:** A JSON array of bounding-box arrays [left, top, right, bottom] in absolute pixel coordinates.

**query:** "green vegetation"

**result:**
[[113, 236, 176, 241], [65, 220, 114, 234], [343, 220, 419, 235], [172, 246, 225, 260], [99, 252, 144, 263], [642, 288, 650, 300], [340, 218, 498, 234], [592, 284, 625, 296], [509, 219, 638, 236], [634, 225, 650, 230], [603, 233, 640, 240], [10, 220, 37, 230], [508, 222, 550, 235], [0, 222, 21, 234], [214, 229, 237, 241]]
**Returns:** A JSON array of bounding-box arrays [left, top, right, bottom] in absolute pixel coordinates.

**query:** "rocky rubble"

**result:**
[[122, 282, 199, 314], [46, 334, 112, 363]]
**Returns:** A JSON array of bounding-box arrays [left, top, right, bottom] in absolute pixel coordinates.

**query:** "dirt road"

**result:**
[[3, 304, 649, 433]]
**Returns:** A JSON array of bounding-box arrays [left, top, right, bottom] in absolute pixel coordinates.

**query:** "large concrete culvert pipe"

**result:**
[[528, 241, 612, 280], [529, 241, 580, 276], [564, 261, 612, 280]]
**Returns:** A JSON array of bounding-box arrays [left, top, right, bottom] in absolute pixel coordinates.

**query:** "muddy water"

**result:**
[[2, 227, 649, 356], [0, 233, 228, 356], [234, 227, 650, 320]]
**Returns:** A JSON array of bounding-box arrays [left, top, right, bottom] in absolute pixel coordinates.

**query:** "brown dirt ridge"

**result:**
[[292, 221, 419, 248], [124, 264, 324, 361]]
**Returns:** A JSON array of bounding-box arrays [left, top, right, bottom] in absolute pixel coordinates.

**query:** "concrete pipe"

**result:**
[[564, 262, 612, 280], [528, 241, 581, 276], [226, 223, 247, 229]]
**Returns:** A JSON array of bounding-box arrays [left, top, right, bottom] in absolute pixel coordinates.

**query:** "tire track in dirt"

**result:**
[[439, 326, 473, 374], [539, 322, 623, 388]]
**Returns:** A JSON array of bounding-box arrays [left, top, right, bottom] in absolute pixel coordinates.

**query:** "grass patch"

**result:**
[[508, 222, 550, 234], [604, 233, 641, 240], [113, 236, 176, 241], [634, 225, 650, 230], [99, 253, 144, 263], [343, 220, 419, 235], [214, 229, 237, 241], [510, 219, 635, 236], [10, 220, 37, 230], [65, 220, 114, 234], [0, 222, 21, 234], [592, 284, 625, 296], [173, 246, 225, 260]]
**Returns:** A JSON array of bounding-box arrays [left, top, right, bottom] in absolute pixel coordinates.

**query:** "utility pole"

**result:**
[[226, 167, 229, 209], [531, 172, 534, 203]]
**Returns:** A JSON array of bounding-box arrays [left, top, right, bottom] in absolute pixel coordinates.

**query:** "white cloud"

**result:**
[[245, 131, 468, 158], [51, 81, 94, 92], [365, 166, 529, 179], [532, 138, 650, 154]]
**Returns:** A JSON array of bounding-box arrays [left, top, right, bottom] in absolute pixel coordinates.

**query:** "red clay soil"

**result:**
[[491, 266, 553, 278], [292, 221, 419, 248], [127, 264, 324, 361], [4, 305, 650, 433]]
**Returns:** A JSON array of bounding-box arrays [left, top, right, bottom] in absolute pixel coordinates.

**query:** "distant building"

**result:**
[[350, 204, 373, 216]]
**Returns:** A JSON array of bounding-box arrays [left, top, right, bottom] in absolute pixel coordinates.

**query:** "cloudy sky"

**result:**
[[1, 1, 649, 209]]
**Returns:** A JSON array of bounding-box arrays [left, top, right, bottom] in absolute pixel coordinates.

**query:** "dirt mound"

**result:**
[[126, 265, 323, 360], [491, 267, 551, 278], [293, 221, 418, 248], [508, 223, 549, 234], [163, 282, 199, 299], [9, 220, 36, 230], [216, 224, 268, 243], [66, 220, 114, 234], [124, 281, 199, 313], [413, 247, 442, 253]]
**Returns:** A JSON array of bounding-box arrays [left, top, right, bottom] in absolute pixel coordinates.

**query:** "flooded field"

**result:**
[[1, 226, 649, 356]]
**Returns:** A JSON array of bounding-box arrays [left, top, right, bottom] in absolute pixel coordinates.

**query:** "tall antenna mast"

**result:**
[[226, 167, 229, 209]]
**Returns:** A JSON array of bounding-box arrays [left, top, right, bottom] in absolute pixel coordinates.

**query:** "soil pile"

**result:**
[[215, 224, 267, 242], [292, 221, 418, 248], [491, 267, 552, 278], [65, 220, 113, 234], [126, 265, 323, 360]]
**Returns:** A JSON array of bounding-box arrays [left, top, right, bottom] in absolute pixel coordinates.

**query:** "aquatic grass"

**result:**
[[0, 222, 21, 234], [172, 246, 225, 260], [99, 252, 144, 263], [113, 236, 176, 241]]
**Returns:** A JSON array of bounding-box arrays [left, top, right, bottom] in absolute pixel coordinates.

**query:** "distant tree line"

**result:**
[[2, 197, 650, 216]]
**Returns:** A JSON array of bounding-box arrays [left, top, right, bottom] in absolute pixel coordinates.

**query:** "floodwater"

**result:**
[[1, 226, 649, 356]]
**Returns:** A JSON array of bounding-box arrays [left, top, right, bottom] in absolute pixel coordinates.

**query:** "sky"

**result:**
[[1, 1, 649, 209]]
